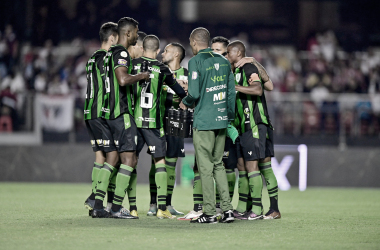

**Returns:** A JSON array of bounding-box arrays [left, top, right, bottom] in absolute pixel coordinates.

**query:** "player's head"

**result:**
[[189, 27, 210, 55], [142, 35, 161, 58], [99, 22, 118, 45], [211, 36, 230, 56], [162, 42, 186, 65], [117, 17, 139, 46], [129, 31, 146, 59], [226, 40, 246, 64]]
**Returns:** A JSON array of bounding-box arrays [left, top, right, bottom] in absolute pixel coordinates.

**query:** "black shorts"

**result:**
[[85, 118, 106, 152], [137, 128, 166, 158], [236, 124, 274, 161], [222, 137, 237, 170], [102, 114, 138, 153], [166, 135, 185, 158]]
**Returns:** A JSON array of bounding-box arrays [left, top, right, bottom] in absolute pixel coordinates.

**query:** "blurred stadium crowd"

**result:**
[[0, 24, 379, 136]]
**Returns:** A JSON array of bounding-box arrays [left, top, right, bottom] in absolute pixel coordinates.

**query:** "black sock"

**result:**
[[194, 203, 203, 212], [107, 191, 114, 203], [89, 192, 95, 200], [130, 205, 137, 211], [166, 194, 172, 206], [150, 192, 157, 204], [216, 203, 220, 209], [111, 203, 121, 212], [158, 204, 166, 211], [94, 199, 103, 209], [270, 196, 279, 211]]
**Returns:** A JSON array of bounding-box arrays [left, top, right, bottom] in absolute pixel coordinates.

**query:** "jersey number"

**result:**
[[140, 92, 153, 108], [89, 73, 94, 98]]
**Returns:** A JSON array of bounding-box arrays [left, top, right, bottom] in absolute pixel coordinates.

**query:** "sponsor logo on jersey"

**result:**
[[88, 59, 95, 63], [170, 121, 179, 128], [192, 71, 198, 80], [84, 110, 90, 114], [149, 73, 155, 78], [214, 63, 219, 70], [101, 107, 110, 113], [210, 75, 226, 83], [215, 116, 228, 121], [244, 108, 250, 114], [120, 51, 128, 58], [134, 65, 140, 70], [137, 117, 155, 122], [148, 66, 161, 73], [218, 108, 226, 112], [166, 86, 175, 94], [178, 75, 188, 81], [213, 92, 226, 101], [235, 73, 241, 82], [118, 59, 127, 66], [148, 146, 156, 153], [207, 84, 226, 92]]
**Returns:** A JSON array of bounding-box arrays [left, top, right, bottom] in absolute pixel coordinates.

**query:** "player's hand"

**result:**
[[179, 101, 187, 110], [248, 73, 260, 85], [140, 71, 150, 80], [177, 80, 188, 91], [235, 57, 255, 68]]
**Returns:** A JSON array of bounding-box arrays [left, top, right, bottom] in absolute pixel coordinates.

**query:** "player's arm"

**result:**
[[182, 59, 200, 107], [115, 67, 149, 86], [235, 64, 263, 96], [164, 74, 187, 99], [236, 57, 273, 91], [227, 70, 236, 122]]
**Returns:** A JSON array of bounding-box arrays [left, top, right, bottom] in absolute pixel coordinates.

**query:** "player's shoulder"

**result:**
[[132, 57, 144, 64], [157, 62, 172, 75], [111, 45, 129, 56], [242, 62, 258, 73]]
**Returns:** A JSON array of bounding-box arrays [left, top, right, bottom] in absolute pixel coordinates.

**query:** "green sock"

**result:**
[[226, 169, 236, 200], [165, 157, 177, 206], [193, 172, 203, 211], [112, 164, 134, 211], [92, 162, 102, 194], [259, 161, 279, 211], [248, 170, 263, 215], [107, 166, 118, 203], [127, 168, 137, 211], [94, 162, 115, 209], [149, 158, 157, 204], [236, 171, 249, 213], [155, 163, 167, 210]]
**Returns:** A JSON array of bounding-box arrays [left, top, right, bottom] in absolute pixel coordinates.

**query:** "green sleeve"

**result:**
[[227, 70, 236, 121], [182, 58, 200, 107]]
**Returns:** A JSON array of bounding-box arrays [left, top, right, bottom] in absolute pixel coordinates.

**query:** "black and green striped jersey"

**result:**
[[102, 44, 133, 120], [163, 67, 188, 112], [132, 57, 184, 128], [84, 49, 106, 120], [233, 63, 270, 135]]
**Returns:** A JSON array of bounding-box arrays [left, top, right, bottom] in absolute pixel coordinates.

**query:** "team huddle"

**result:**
[[83, 16, 281, 223]]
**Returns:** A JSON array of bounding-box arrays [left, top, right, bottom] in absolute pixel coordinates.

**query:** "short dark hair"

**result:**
[[227, 40, 246, 55], [137, 31, 147, 43], [99, 22, 118, 43], [211, 36, 230, 48], [190, 27, 210, 45], [117, 17, 139, 35], [170, 42, 186, 62], [143, 35, 160, 51]]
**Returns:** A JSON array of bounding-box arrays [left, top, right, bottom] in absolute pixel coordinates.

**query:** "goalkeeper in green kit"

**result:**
[[181, 27, 236, 224]]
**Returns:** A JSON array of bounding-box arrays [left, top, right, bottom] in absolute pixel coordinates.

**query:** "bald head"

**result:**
[[143, 35, 160, 51], [227, 40, 246, 56], [190, 27, 210, 45]]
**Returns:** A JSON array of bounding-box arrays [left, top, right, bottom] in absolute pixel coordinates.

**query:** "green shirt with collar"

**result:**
[[182, 48, 236, 130]]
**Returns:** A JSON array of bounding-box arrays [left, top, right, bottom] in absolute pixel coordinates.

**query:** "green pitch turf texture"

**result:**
[[0, 183, 379, 250]]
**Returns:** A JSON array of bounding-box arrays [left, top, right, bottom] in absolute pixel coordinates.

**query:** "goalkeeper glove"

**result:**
[[227, 123, 239, 144]]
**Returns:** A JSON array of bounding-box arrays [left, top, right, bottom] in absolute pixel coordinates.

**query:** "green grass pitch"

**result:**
[[0, 183, 379, 250]]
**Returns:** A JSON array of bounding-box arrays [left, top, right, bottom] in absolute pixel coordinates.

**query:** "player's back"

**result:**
[[84, 49, 107, 120], [132, 57, 172, 129], [102, 44, 133, 120]]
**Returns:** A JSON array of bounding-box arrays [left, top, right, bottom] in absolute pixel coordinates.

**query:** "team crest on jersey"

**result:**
[[121, 51, 128, 57], [192, 71, 198, 80], [235, 73, 241, 82], [214, 63, 219, 70], [118, 59, 127, 66]]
